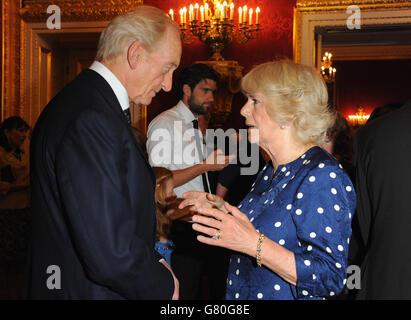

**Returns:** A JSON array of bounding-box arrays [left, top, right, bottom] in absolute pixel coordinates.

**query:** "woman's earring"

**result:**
[[280, 124, 285, 129]]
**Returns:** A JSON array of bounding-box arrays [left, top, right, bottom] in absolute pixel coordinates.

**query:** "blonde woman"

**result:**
[[180, 60, 356, 300]]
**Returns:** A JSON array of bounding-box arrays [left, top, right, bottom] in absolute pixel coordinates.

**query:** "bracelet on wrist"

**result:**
[[256, 233, 265, 267]]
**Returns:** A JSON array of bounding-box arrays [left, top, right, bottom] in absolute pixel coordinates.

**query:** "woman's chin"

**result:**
[[247, 128, 259, 144]]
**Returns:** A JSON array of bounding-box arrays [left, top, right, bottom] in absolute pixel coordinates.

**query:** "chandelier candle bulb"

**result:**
[[239, 7, 242, 24], [220, 4, 224, 20], [256, 7, 260, 24], [183, 7, 187, 24], [194, 3, 199, 21], [169, 9, 174, 21], [200, 5, 204, 22], [243, 5, 248, 24], [223, 1, 227, 19], [189, 4, 193, 22], [230, 3, 234, 20], [249, 8, 253, 25], [205, 3, 209, 20]]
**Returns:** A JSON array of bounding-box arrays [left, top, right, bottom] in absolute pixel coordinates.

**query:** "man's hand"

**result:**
[[159, 259, 179, 300], [203, 149, 235, 172], [179, 190, 228, 213], [170, 150, 235, 188]]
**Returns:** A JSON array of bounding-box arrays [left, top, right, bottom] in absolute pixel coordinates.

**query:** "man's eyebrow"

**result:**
[[201, 87, 217, 92]]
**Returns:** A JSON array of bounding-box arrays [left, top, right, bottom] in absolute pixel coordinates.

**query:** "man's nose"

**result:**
[[208, 91, 215, 103], [161, 73, 173, 92]]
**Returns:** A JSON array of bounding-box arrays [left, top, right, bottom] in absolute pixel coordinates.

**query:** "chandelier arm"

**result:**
[[181, 30, 196, 44], [228, 72, 241, 94]]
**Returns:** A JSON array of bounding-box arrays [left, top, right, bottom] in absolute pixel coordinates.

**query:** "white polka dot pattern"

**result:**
[[225, 146, 356, 300]]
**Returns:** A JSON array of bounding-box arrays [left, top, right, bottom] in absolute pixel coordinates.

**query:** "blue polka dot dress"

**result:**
[[225, 146, 356, 300]]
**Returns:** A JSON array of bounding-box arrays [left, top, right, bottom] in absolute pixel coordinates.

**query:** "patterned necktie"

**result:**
[[123, 108, 131, 125], [192, 119, 211, 193]]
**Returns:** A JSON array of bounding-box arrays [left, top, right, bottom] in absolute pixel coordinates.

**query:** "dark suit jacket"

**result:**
[[24, 69, 174, 299], [354, 100, 411, 299]]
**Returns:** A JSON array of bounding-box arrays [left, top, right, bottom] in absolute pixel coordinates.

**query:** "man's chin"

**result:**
[[132, 96, 153, 107], [144, 97, 154, 106], [191, 106, 210, 115]]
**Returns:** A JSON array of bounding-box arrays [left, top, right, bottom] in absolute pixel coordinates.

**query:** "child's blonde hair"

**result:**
[[152, 167, 173, 240]]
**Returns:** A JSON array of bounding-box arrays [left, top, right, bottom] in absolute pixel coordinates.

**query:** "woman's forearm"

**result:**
[[252, 236, 297, 286]]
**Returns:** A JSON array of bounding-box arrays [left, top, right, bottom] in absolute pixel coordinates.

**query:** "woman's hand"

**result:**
[[191, 202, 259, 257], [192, 201, 298, 285], [179, 191, 227, 213]]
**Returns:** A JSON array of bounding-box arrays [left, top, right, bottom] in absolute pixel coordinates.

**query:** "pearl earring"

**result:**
[[280, 125, 285, 129]]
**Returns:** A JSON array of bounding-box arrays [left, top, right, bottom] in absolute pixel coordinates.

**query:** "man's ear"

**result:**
[[182, 84, 192, 99], [127, 40, 145, 70]]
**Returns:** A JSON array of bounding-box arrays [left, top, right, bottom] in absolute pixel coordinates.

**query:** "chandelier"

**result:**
[[169, 1, 261, 60], [348, 107, 370, 126], [321, 52, 336, 82]]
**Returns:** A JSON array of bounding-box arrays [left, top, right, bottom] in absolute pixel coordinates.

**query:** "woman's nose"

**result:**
[[240, 102, 250, 118]]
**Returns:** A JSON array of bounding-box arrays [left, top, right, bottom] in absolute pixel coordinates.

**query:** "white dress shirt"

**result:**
[[146, 100, 208, 198], [89, 61, 129, 111]]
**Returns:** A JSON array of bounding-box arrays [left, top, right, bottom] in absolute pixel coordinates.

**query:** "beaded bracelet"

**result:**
[[256, 233, 265, 267]]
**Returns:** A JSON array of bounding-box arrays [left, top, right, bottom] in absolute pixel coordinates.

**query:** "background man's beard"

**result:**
[[188, 98, 210, 115]]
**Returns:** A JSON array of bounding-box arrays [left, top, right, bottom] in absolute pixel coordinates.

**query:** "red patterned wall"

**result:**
[[334, 59, 411, 120], [144, 0, 296, 129]]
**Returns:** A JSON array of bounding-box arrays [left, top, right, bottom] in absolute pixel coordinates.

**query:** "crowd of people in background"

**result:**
[[1, 5, 410, 300]]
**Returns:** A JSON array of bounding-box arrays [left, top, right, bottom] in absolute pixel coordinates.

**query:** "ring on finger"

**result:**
[[212, 230, 220, 240]]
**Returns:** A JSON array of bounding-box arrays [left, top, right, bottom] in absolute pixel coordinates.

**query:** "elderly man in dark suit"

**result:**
[[25, 5, 181, 299], [353, 100, 411, 299]]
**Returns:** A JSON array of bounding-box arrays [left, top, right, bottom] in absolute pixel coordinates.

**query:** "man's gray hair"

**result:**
[[96, 5, 179, 61]]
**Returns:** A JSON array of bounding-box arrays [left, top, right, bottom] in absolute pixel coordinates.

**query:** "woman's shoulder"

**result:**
[[0, 145, 10, 161], [305, 146, 344, 170], [299, 146, 353, 186], [288, 148, 356, 215]]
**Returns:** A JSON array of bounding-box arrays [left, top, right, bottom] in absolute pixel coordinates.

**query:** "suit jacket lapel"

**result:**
[[82, 69, 153, 174], [84, 69, 128, 125]]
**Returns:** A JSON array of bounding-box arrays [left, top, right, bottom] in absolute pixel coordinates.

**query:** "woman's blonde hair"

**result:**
[[96, 5, 179, 61], [241, 59, 336, 145], [152, 167, 173, 240]]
